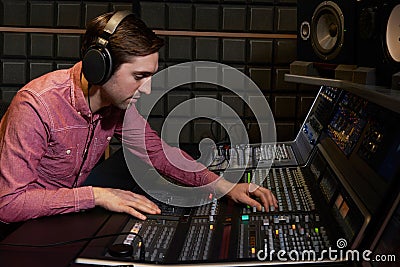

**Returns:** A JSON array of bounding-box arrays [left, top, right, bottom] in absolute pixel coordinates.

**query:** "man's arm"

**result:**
[[117, 105, 277, 211], [0, 92, 94, 223]]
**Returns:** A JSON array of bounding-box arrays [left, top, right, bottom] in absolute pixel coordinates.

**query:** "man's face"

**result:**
[[101, 52, 159, 109]]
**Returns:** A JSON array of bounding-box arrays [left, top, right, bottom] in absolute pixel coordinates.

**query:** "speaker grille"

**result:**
[[311, 1, 344, 61], [386, 4, 400, 63]]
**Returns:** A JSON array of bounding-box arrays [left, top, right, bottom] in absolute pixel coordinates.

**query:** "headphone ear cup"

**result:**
[[82, 45, 113, 85]]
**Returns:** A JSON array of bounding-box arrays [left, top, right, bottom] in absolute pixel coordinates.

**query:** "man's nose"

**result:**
[[138, 77, 151, 95]]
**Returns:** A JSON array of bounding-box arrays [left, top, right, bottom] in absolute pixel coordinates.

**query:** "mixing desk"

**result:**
[[0, 79, 393, 266], [78, 79, 400, 267], [74, 81, 400, 266]]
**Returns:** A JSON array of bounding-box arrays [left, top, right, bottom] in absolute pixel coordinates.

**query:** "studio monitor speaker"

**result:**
[[297, 0, 357, 64], [356, 0, 400, 87]]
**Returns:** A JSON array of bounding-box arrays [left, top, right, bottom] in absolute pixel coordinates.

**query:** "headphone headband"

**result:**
[[97, 10, 132, 47], [82, 10, 133, 85]]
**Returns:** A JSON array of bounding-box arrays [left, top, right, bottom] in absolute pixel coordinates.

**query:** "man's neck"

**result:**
[[81, 75, 108, 113]]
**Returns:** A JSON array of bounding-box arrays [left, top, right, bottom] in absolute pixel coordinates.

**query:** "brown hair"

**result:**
[[81, 12, 164, 73]]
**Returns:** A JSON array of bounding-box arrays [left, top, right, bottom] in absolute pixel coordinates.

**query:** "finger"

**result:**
[[263, 188, 278, 208], [121, 206, 147, 220], [124, 192, 161, 213], [252, 187, 278, 211], [238, 193, 263, 211], [252, 188, 270, 212], [126, 198, 160, 215], [265, 188, 278, 205], [258, 188, 276, 206], [132, 193, 161, 213]]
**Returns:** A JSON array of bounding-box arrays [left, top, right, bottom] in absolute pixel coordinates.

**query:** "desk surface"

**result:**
[[0, 208, 112, 267]]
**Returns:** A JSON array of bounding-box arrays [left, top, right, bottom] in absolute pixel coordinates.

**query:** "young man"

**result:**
[[0, 11, 277, 223]]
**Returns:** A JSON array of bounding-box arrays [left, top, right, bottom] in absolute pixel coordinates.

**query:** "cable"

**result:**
[[72, 119, 97, 188], [207, 145, 231, 170], [0, 231, 146, 262], [72, 82, 96, 188], [207, 156, 228, 169]]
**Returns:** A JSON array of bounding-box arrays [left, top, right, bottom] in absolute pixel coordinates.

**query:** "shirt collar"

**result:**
[[71, 61, 92, 119], [70, 62, 115, 121]]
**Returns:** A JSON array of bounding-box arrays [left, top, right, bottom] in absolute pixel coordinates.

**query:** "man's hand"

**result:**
[[93, 187, 161, 220], [215, 179, 278, 212], [226, 183, 278, 212]]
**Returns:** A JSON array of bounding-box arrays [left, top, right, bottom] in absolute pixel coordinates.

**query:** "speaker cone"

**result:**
[[386, 4, 400, 63], [311, 1, 344, 61]]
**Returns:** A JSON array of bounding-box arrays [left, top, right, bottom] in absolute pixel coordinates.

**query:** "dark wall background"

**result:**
[[0, 0, 318, 148]]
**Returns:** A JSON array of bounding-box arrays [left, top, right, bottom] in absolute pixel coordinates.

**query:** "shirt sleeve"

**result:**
[[119, 105, 220, 187], [0, 91, 95, 223]]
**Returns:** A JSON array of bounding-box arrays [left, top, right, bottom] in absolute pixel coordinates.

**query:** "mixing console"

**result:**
[[208, 143, 295, 171], [245, 168, 315, 212], [327, 91, 368, 156], [78, 157, 347, 265], [76, 84, 400, 266], [237, 213, 330, 260]]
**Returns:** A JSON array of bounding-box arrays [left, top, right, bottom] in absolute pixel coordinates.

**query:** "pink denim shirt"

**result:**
[[0, 62, 218, 223]]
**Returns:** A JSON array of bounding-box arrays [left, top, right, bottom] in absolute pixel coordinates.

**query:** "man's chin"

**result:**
[[125, 100, 138, 110], [111, 102, 130, 110]]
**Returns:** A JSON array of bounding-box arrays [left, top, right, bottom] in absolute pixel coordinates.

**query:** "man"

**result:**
[[0, 11, 277, 223]]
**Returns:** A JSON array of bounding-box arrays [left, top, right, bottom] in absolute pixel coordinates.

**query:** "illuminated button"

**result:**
[[315, 227, 319, 234], [210, 225, 214, 230], [275, 229, 279, 235], [251, 247, 256, 255], [292, 224, 296, 230], [241, 215, 249, 221]]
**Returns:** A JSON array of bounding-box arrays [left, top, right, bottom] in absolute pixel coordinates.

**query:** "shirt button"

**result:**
[[107, 136, 112, 141], [66, 149, 71, 155], [77, 111, 81, 115]]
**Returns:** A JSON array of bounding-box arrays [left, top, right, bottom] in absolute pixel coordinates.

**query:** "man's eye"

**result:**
[[134, 75, 144, 80]]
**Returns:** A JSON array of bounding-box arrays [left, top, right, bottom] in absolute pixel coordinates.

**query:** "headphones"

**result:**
[[82, 10, 132, 85]]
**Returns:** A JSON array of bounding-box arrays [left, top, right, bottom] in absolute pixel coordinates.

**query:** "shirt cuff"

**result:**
[[200, 170, 220, 186], [73, 186, 95, 212]]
